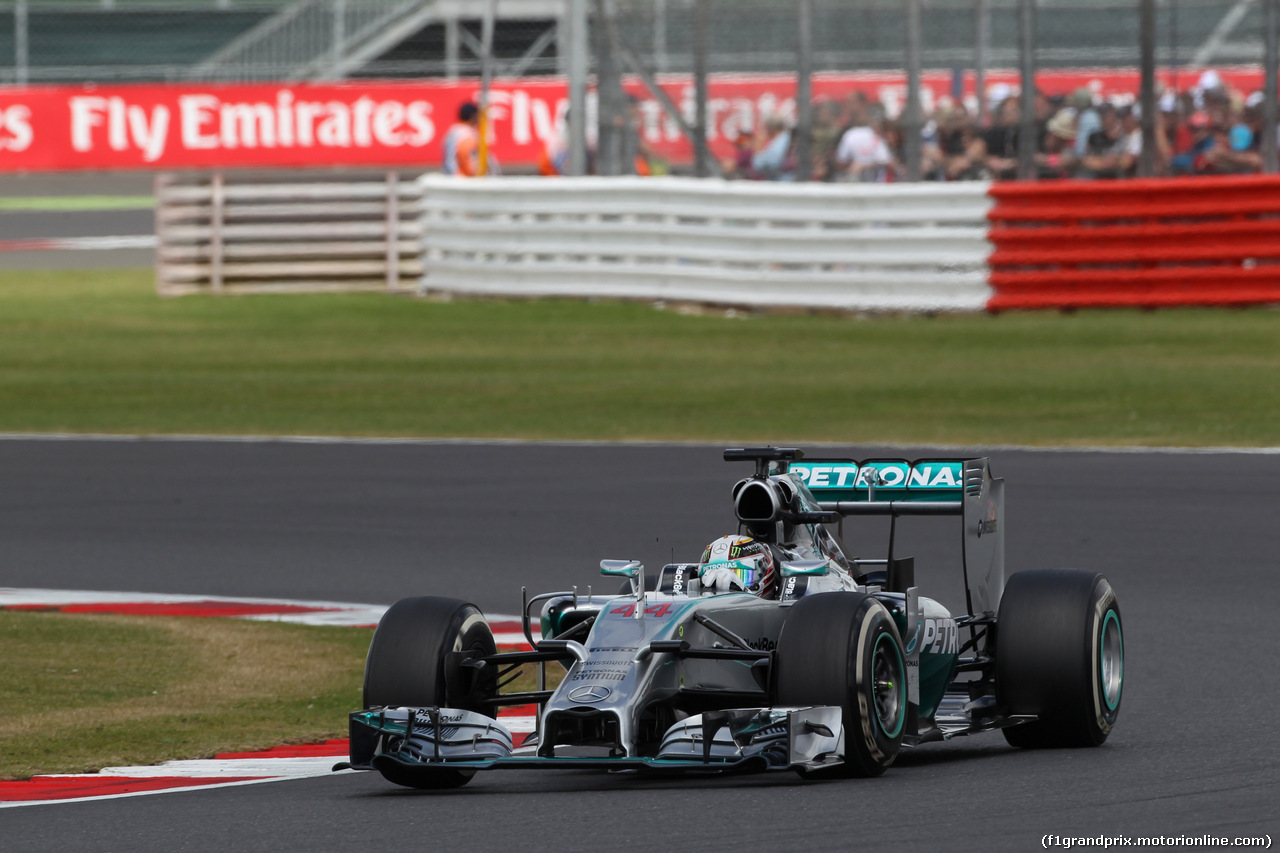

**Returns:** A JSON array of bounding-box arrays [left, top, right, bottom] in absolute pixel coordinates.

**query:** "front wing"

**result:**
[[340, 706, 846, 780]]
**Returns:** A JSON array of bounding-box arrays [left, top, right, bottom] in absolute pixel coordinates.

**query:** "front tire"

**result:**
[[363, 596, 497, 710], [996, 569, 1124, 748], [363, 596, 498, 789], [774, 592, 906, 777]]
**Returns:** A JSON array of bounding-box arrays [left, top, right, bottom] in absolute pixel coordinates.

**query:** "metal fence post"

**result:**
[[1265, 0, 1279, 174], [975, 0, 989, 125], [595, 0, 623, 175], [566, 0, 589, 176], [330, 0, 346, 77], [904, 0, 923, 181], [478, 0, 496, 176], [654, 0, 668, 73], [795, 0, 813, 182], [445, 16, 460, 81], [1139, 0, 1157, 177], [693, 0, 711, 177], [1017, 0, 1037, 181], [15, 0, 29, 86]]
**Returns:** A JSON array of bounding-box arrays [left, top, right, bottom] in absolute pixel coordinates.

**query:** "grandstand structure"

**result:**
[[0, 0, 1270, 87]]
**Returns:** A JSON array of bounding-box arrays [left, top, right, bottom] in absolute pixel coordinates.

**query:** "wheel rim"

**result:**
[[1100, 609, 1123, 711], [872, 632, 905, 739]]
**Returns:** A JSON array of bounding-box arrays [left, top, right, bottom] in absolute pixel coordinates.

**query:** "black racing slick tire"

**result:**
[[774, 592, 907, 778], [363, 596, 497, 710], [996, 569, 1124, 748], [362, 597, 497, 789]]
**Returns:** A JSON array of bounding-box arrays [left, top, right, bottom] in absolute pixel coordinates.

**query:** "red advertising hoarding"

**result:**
[[0, 68, 1265, 173]]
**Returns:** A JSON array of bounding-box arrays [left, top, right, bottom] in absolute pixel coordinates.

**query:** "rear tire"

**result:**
[[363, 596, 497, 789], [774, 592, 906, 777], [996, 569, 1123, 748]]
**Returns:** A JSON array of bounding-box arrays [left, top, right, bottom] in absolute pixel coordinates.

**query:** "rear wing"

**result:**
[[790, 457, 1005, 617]]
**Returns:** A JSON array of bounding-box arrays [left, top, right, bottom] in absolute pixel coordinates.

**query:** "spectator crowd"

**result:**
[[722, 70, 1271, 182]]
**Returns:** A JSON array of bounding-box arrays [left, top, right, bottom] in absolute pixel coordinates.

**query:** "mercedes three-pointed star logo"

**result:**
[[568, 684, 612, 703]]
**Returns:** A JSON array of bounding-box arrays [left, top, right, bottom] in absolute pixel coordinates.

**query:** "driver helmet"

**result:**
[[699, 535, 777, 597]]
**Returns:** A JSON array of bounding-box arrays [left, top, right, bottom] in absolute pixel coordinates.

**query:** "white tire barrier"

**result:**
[[419, 175, 994, 313]]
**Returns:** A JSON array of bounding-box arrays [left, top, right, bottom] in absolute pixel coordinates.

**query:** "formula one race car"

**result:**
[[339, 448, 1124, 789]]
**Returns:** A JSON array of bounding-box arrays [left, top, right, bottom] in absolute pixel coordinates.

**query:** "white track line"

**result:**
[[0, 777, 344, 809], [54, 756, 349, 780], [0, 235, 156, 252], [0, 587, 390, 628], [0, 588, 529, 640]]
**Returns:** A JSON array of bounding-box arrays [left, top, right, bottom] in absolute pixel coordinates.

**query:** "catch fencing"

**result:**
[[417, 175, 993, 312], [6, 0, 1274, 180], [2, 0, 1262, 85], [155, 171, 421, 295]]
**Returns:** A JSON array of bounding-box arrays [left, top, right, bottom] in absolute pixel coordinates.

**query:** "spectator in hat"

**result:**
[[751, 114, 796, 181], [1036, 107, 1078, 178], [1170, 111, 1218, 175], [1071, 88, 1102, 159], [984, 82, 1013, 124], [1193, 69, 1225, 111]]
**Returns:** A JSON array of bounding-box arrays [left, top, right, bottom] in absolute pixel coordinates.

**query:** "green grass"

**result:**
[[0, 196, 153, 212], [0, 611, 372, 780], [3, 267, 1280, 446], [0, 609, 558, 780]]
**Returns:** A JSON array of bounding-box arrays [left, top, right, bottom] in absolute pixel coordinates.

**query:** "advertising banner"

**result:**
[[0, 68, 1265, 173]]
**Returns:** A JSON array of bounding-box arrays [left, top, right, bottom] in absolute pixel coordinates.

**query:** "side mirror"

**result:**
[[601, 560, 646, 616], [600, 559, 643, 579]]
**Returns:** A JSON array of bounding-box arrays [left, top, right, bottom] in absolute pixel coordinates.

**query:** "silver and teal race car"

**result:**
[[339, 448, 1124, 789]]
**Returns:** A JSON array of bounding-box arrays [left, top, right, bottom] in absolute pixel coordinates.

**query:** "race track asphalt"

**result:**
[[0, 209, 154, 269], [1, 439, 1277, 852], [0, 173, 156, 269]]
